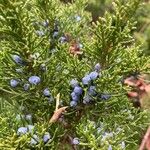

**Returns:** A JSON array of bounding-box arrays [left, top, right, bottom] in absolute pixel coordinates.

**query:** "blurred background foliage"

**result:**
[[62, 0, 150, 55]]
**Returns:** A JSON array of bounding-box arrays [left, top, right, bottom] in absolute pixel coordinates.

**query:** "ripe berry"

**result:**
[[83, 94, 92, 104], [42, 20, 49, 27], [47, 97, 53, 103], [28, 76, 41, 85], [71, 92, 79, 101], [40, 64, 47, 72], [59, 36, 67, 43], [73, 86, 83, 95], [70, 101, 77, 107], [17, 127, 28, 135], [43, 88, 51, 97], [94, 63, 101, 72], [88, 86, 97, 96], [23, 83, 30, 91], [10, 79, 19, 87], [89, 71, 99, 80], [82, 75, 91, 85], [101, 94, 111, 100], [43, 132, 51, 143], [12, 55, 26, 66], [53, 31, 59, 38], [72, 137, 80, 145], [70, 79, 78, 88]]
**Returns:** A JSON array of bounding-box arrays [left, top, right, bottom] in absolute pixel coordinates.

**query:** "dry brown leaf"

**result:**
[[69, 40, 83, 56], [49, 106, 68, 123]]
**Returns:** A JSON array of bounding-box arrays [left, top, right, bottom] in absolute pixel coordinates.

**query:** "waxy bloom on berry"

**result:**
[[10, 79, 20, 87], [43, 132, 51, 143], [28, 76, 41, 85], [17, 127, 28, 135], [72, 137, 80, 145]]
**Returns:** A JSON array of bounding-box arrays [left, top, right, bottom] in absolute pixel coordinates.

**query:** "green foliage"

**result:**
[[0, 0, 150, 149], [134, 1, 150, 55]]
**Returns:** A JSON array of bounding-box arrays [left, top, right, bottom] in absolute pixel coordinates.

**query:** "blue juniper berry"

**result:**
[[70, 101, 77, 107], [71, 92, 79, 101], [47, 97, 53, 103], [59, 36, 67, 43], [42, 19, 49, 27], [28, 76, 41, 85], [97, 127, 102, 134], [53, 31, 59, 38], [10, 79, 20, 87], [12, 55, 26, 66], [101, 93, 111, 100], [43, 132, 51, 143], [72, 137, 80, 145], [17, 127, 28, 135], [94, 63, 101, 72], [40, 63, 47, 72], [73, 86, 83, 96], [70, 79, 78, 88], [23, 83, 30, 91], [88, 86, 97, 96], [43, 88, 51, 97], [30, 134, 39, 145], [82, 75, 91, 85], [89, 71, 99, 80], [102, 132, 113, 141], [83, 94, 92, 104]]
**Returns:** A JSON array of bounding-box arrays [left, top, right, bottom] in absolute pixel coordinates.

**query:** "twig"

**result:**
[[139, 126, 150, 150], [49, 93, 68, 123]]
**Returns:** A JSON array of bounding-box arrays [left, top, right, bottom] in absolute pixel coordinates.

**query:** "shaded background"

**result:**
[[61, 0, 150, 55]]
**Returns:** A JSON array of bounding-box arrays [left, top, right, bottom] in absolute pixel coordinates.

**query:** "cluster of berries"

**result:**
[[16, 114, 32, 122], [70, 63, 111, 107], [70, 79, 83, 107], [33, 19, 67, 44], [34, 19, 49, 37], [17, 125, 51, 145], [16, 113, 51, 145], [69, 63, 99, 107], [10, 54, 53, 102], [34, 18, 83, 55], [97, 125, 125, 150]]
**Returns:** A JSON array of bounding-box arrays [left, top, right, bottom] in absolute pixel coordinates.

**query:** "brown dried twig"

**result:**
[[49, 93, 68, 123], [139, 126, 150, 150]]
